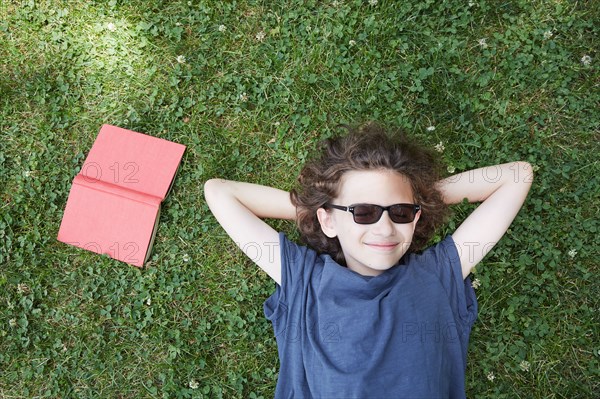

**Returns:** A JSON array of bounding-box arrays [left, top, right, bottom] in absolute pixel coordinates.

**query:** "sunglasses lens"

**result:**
[[353, 205, 383, 224], [389, 205, 416, 223]]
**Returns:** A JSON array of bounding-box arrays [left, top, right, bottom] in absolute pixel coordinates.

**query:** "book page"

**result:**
[[57, 179, 160, 267], [80, 124, 186, 200]]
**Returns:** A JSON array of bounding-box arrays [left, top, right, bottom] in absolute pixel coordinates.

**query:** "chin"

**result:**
[[369, 258, 400, 271]]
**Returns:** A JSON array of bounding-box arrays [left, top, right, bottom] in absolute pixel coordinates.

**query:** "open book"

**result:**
[[57, 124, 186, 267]]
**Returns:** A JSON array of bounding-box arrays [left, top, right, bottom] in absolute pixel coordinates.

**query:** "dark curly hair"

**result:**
[[290, 122, 450, 265]]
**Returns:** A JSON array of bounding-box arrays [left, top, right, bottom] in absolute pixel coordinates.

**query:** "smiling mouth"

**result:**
[[365, 243, 399, 251]]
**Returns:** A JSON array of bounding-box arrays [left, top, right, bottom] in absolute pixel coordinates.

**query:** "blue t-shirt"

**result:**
[[264, 233, 478, 399]]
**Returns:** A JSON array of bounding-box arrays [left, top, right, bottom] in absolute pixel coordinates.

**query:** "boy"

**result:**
[[204, 123, 533, 398]]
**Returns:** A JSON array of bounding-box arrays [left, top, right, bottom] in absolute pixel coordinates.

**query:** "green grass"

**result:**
[[1, 0, 598, 397]]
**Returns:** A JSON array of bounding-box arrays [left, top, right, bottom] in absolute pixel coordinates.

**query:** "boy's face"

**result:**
[[317, 169, 421, 276]]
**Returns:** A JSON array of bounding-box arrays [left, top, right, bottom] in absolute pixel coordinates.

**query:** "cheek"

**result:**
[[336, 222, 368, 243], [393, 224, 418, 243], [404, 223, 418, 237]]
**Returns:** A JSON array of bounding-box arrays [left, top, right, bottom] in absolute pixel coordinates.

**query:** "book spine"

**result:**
[[73, 174, 163, 207]]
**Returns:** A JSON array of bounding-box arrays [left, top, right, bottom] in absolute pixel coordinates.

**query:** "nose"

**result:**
[[372, 210, 395, 236]]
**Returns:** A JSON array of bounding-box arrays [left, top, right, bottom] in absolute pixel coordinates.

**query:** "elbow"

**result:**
[[203, 178, 215, 198], [505, 161, 534, 186], [508, 162, 534, 198], [203, 178, 227, 203], [517, 161, 534, 185]]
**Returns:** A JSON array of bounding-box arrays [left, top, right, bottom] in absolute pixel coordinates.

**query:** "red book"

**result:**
[[57, 124, 186, 267]]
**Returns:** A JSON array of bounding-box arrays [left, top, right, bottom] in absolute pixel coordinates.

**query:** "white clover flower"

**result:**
[[189, 379, 199, 389], [273, 121, 281, 127], [427, 125, 436, 132], [472, 278, 481, 289], [543, 30, 553, 40], [24, 170, 32, 177], [218, 24, 227, 32], [255, 30, 266, 42], [183, 253, 190, 262], [146, 297, 152, 306], [478, 38, 488, 49], [468, 1, 476, 6], [519, 360, 531, 372], [487, 372, 495, 381], [369, 0, 378, 6], [568, 249, 577, 258], [107, 22, 116, 32], [434, 141, 445, 153], [239, 92, 248, 102], [332, 0, 341, 7], [447, 165, 456, 174], [349, 39, 357, 46], [176, 55, 186, 64], [17, 283, 30, 295], [581, 55, 592, 66]]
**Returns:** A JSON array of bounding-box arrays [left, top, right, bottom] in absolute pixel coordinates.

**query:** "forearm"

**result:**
[[204, 178, 288, 283], [439, 161, 533, 277], [204, 178, 296, 221], [437, 161, 534, 205]]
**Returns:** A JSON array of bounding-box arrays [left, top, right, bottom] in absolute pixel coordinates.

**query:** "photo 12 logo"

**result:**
[[65, 241, 140, 263], [81, 161, 140, 184]]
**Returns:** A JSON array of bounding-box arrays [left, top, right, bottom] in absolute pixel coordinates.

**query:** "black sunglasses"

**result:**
[[326, 203, 421, 225]]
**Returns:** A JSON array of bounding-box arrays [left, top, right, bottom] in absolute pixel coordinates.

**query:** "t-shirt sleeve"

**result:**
[[418, 235, 478, 328], [263, 232, 319, 327]]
